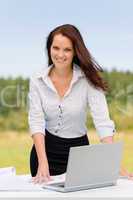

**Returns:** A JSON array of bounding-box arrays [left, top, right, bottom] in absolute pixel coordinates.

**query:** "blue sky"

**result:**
[[0, 0, 133, 77]]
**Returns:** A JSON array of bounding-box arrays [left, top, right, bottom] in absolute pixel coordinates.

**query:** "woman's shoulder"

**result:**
[[81, 74, 105, 95], [29, 65, 52, 81]]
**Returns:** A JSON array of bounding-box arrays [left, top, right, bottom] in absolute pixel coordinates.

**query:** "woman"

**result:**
[[28, 24, 133, 184]]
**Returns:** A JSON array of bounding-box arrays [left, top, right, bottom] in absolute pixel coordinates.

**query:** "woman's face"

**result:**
[[50, 34, 74, 70]]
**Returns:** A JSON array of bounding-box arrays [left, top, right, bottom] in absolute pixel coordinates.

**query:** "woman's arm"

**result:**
[[28, 77, 52, 183], [32, 133, 52, 183], [87, 85, 133, 180], [87, 84, 115, 139], [33, 133, 47, 164]]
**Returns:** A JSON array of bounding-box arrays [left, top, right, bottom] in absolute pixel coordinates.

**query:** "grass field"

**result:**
[[0, 131, 133, 174]]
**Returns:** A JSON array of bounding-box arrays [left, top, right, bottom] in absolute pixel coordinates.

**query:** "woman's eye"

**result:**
[[65, 49, 71, 52], [53, 46, 59, 50]]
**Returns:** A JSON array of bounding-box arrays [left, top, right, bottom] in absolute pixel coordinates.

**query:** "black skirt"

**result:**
[[30, 129, 89, 176]]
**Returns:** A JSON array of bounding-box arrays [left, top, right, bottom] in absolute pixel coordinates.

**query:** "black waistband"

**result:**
[[45, 129, 89, 146]]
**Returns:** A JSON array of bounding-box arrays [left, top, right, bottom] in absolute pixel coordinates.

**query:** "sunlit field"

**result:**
[[0, 131, 133, 174]]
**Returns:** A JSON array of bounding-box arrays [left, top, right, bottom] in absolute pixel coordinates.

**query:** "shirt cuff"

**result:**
[[29, 126, 46, 136], [97, 128, 116, 139]]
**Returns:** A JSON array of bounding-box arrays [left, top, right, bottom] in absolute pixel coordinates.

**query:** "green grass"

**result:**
[[0, 131, 32, 174], [0, 130, 133, 174]]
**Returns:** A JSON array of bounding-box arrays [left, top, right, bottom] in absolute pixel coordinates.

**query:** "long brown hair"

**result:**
[[46, 24, 107, 91]]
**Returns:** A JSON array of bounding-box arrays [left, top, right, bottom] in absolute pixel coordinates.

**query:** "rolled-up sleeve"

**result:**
[[28, 77, 46, 136], [87, 84, 115, 139]]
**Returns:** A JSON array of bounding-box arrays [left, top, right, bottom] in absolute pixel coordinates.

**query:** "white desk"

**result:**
[[0, 175, 133, 200]]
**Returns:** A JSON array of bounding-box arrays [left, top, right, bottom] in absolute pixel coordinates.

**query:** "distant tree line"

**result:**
[[0, 69, 133, 132]]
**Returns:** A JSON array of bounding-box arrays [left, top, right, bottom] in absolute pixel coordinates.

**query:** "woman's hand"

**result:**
[[32, 161, 52, 184], [120, 167, 133, 180]]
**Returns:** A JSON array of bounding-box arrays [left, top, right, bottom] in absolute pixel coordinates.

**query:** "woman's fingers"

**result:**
[[32, 175, 42, 184], [120, 168, 133, 180], [32, 173, 52, 184], [128, 173, 133, 180], [32, 176, 48, 184]]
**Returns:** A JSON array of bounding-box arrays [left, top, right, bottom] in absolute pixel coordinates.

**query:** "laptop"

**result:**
[[43, 142, 123, 192]]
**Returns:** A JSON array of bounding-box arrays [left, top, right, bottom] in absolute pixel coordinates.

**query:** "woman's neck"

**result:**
[[50, 65, 73, 79]]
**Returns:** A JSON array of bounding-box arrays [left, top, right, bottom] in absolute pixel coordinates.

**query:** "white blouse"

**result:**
[[28, 63, 115, 139]]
